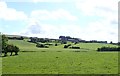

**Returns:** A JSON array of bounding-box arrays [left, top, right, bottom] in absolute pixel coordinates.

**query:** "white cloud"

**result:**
[[0, 1, 27, 20], [0, 0, 65, 2], [76, 0, 118, 24], [18, 19, 118, 42], [32, 0, 64, 3], [83, 21, 118, 43], [31, 9, 78, 21], [19, 20, 82, 39], [76, 0, 118, 15], [75, 0, 118, 43]]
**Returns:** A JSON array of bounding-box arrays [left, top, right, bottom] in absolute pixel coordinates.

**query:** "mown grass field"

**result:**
[[2, 40, 119, 74]]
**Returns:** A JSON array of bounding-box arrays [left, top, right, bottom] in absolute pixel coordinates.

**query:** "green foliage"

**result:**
[[4, 44, 20, 56], [110, 41, 113, 44], [64, 44, 71, 48], [55, 43, 57, 46], [97, 46, 120, 51], [2, 35, 20, 56], [2, 35, 8, 50], [69, 46, 80, 49], [36, 43, 49, 48], [64, 45, 68, 48]]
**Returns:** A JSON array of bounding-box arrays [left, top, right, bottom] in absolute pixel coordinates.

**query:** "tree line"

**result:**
[[97, 46, 120, 52]]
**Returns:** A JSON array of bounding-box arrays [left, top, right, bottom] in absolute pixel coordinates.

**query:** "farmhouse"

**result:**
[[59, 36, 83, 43]]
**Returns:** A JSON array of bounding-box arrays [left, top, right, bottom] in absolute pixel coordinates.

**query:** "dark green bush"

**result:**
[[36, 43, 49, 48], [68, 44, 71, 46], [64, 45, 68, 48], [36, 44, 44, 47], [55, 43, 57, 46], [64, 44, 71, 48], [69, 46, 80, 49], [4, 44, 20, 56], [97, 46, 120, 51]]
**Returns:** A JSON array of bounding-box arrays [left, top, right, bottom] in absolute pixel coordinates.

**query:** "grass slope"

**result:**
[[2, 40, 118, 74]]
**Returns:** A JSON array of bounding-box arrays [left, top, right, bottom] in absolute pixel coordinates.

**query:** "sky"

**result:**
[[0, 0, 119, 43]]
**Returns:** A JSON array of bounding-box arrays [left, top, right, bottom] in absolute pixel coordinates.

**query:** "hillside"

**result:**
[[2, 39, 118, 74], [5, 34, 29, 39], [8, 40, 118, 52]]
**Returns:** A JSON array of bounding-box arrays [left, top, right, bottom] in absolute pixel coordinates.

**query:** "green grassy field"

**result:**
[[2, 40, 119, 74]]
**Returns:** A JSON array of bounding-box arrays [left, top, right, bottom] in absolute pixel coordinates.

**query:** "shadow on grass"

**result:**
[[56, 51, 62, 52], [1, 54, 18, 57], [21, 50, 48, 52], [41, 51, 46, 52]]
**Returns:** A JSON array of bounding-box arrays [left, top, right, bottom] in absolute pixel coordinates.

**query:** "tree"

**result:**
[[2, 34, 8, 56], [110, 41, 113, 44], [2, 34, 8, 50], [4, 44, 20, 56], [55, 43, 57, 46], [2, 34, 20, 56], [19, 36, 24, 40]]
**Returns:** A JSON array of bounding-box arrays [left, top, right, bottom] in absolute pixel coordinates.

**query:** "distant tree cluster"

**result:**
[[82, 40, 107, 43], [36, 43, 49, 48], [2, 35, 20, 57], [8, 36, 24, 40], [109, 41, 120, 46], [29, 37, 49, 43], [97, 46, 120, 52]]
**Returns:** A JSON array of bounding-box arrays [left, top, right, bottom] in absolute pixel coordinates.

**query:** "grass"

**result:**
[[2, 40, 119, 74], [0, 58, 2, 75]]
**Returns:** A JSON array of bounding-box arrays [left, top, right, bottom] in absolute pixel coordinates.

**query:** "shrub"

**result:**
[[55, 43, 57, 46], [97, 46, 120, 52], [68, 44, 71, 46], [64, 44, 71, 48], [36, 43, 49, 48], [69, 46, 80, 49], [36, 44, 44, 47], [14, 46, 20, 55], [64, 45, 68, 48]]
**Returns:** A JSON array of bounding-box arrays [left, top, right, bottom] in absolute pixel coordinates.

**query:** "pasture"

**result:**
[[2, 40, 119, 74]]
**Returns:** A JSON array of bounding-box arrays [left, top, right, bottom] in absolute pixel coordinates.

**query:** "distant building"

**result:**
[[59, 36, 83, 43], [59, 36, 108, 43], [59, 36, 67, 41]]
